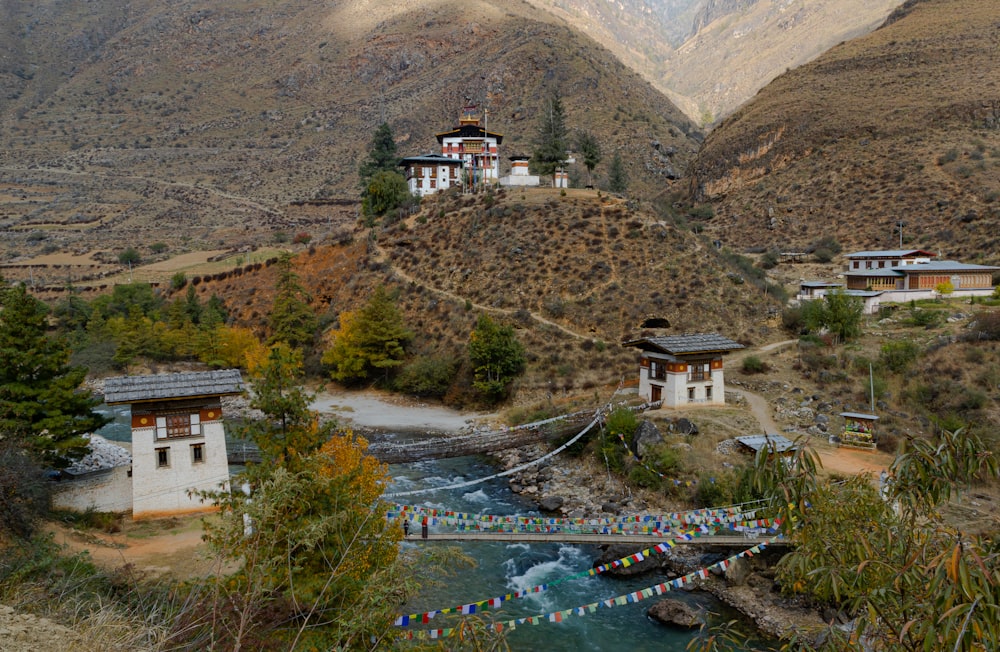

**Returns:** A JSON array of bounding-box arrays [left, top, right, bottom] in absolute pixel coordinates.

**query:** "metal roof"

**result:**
[[735, 434, 797, 453], [903, 260, 1000, 272], [845, 250, 935, 258], [103, 369, 245, 404], [840, 412, 879, 420], [800, 281, 843, 288], [622, 333, 744, 355], [844, 269, 905, 277]]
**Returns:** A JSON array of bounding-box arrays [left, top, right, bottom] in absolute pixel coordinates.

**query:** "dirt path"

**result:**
[[311, 388, 490, 432], [731, 339, 891, 478], [43, 517, 221, 580]]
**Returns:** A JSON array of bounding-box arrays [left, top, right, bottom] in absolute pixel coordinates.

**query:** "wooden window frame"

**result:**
[[191, 443, 205, 464], [156, 447, 170, 468]]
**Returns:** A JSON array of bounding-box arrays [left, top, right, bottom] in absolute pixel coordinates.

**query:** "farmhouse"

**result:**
[[622, 333, 743, 408]]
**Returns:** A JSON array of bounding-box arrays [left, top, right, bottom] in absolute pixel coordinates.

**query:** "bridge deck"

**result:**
[[407, 532, 779, 547]]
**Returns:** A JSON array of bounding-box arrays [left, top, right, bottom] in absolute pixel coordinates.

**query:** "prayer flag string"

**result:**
[[397, 540, 773, 639]]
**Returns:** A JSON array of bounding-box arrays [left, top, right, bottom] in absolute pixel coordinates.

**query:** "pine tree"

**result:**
[[358, 122, 400, 187], [607, 152, 628, 194], [268, 253, 318, 350], [531, 94, 569, 179], [577, 130, 602, 187], [322, 285, 413, 384], [0, 284, 108, 467]]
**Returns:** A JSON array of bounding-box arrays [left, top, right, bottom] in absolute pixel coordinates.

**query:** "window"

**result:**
[[155, 413, 201, 439], [649, 361, 666, 380], [706, 386, 713, 401], [191, 444, 205, 464], [156, 447, 170, 468], [687, 387, 696, 402]]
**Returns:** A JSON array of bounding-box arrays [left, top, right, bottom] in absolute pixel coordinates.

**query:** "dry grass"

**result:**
[[689, 0, 1000, 260]]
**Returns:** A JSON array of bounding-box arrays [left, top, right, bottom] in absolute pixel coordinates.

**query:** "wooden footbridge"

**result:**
[[229, 401, 657, 466]]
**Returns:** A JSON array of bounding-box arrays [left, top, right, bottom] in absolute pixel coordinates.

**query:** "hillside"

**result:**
[[687, 0, 1000, 260], [191, 187, 781, 402], [526, 0, 899, 123], [0, 0, 700, 285]]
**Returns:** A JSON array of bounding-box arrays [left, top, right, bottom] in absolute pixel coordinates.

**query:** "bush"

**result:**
[[292, 232, 312, 245], [170, 272, 187, 290], [0, 444, 50, 539], [971, 310, 1000, 340], [117, 247, 141, 265], [880, 340, 921, 373], [907, 308, 943, 329], [393, 356, 458, 398], [742, 355, 768, 374], [759, 249, 779, 270], [150, 242, 168, 254]]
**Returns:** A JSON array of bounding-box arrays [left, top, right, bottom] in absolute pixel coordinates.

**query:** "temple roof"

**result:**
[[435, 124, 504, 143], [104, 369, 244, 404], [622, 333, 744, 355]]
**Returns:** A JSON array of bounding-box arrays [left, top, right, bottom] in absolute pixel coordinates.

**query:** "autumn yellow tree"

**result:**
[[201, 346, 405, 649], [322, 285, 413, 384]]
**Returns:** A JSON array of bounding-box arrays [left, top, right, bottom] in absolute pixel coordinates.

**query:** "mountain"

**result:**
[[526, 0, 900, 123], [686, 0, 1000, 260], [0, 0, 700, 271]]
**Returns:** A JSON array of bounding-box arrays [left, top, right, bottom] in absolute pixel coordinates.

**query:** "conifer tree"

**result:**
[[268, 253, 318, 350], [358, 122, 400, 186], [531, 93, 569, 179], [322, 285, 413, 384], [577, 130, 602, 187], [607, 152, 628, 194], [0, 283, 108, 467]]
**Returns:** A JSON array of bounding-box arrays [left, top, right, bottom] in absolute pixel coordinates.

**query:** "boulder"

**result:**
[[634, 420, 664, 457], [675, 418, 699, 436], [538, 496, 565, 512], [724, 556, 752, 586], [647, 599, 702, 629]]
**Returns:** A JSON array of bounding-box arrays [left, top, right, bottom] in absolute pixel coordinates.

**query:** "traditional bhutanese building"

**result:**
[[436, 105, 503, 189], [843, 250, 997, 292], [622, 334, 744, 408], [499, 155, 540, 187], [103, 370, 244, 519], [399, 154, 464, 197]]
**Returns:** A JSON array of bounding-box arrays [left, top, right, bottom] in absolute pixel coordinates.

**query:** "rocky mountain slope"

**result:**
[[687, 0, 1000, 260], [526, 0, 900, 123], [0, 0, 699, 270]]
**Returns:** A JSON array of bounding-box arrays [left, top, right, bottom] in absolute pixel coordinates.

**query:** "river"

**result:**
[[389, 455, 755, 651]]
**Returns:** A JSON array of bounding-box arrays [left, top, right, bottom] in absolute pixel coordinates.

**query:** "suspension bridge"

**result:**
[[406, 532, 780, 547]]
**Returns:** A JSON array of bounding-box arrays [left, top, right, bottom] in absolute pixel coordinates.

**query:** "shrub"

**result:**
[[292, 232, 312, 245], [741, 355, 767, 374], [150, 242, 168, 254], [759, 249, 779, 270], [880, 340, 920, 373], [117, 246, 141, 265], [393, 356, 458, 398], [906, 308, 943, 329], [170, 272, 187, 290]]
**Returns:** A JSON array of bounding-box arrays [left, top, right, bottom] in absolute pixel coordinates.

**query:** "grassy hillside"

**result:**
[[0, 0, 700, 286], [687, 0, 1000, 260], [190, 187, 781, 402]]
